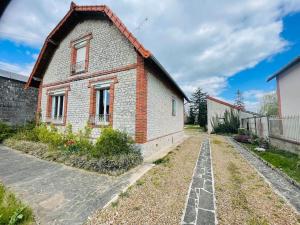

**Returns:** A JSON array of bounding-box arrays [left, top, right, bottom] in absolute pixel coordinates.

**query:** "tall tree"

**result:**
[[190, 88, 208, 127], [187, 105, 195, 124], [259, 92, 278, 116], [234, 89, 245, 110]]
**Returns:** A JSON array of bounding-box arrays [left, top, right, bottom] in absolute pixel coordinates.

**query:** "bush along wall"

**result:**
[[211, 109, 240, 134], [3, 123, 143, 176]]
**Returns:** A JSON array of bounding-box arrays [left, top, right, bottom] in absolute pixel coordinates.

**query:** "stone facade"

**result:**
[[42, 19, 136, 85], [0, 71, 38, 125], [38, 14, 185, 156], [40, 18, 137, 137]]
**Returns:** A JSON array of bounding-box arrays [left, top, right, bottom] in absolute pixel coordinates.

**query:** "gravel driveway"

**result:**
[[0, 145, 150, 225]]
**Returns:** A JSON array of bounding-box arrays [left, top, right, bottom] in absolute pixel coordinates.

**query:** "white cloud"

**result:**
[[0, 0, 300, 96], [243, 89, 276, 112], [0, 61, 34, 76]]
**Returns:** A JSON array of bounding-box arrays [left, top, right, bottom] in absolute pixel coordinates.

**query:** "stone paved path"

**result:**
[[228, 137, 300, 212], [0, 145, 150, 225], [182, 139, 216, 225]]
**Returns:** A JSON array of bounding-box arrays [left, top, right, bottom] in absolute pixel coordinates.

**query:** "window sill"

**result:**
[[89, 122, 111, 128], [45, 119, 65, 126], [71, 70, 87, 76]]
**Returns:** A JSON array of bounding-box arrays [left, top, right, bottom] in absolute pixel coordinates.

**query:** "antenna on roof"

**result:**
[[134, 17, 149, 32]]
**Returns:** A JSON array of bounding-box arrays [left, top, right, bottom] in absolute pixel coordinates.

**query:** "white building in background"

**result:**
[[267, 56, 300, 117], [207, 96, 256, 134]]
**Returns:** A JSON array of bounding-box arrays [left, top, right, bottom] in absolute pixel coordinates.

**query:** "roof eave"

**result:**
[[267, 56, 300, 82], [149, 55, 190, 102]]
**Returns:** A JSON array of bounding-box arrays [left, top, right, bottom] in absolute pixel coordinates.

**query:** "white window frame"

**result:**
[[73, 40, 88, 73], [95, 82, 111, 125], [50, 91, 65, 123]]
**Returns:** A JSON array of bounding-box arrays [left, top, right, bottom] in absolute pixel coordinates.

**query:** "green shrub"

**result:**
[[0, 122, 15, 143], [93, 128, 137, 158], [35, 124, 64, 146], [63, 124, 94, 154], [238, 128, 246, 135], [211, 109, 240, 134]]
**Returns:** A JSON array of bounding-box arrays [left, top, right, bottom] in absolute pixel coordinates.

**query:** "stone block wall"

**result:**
[[0, 76, 38, 125]]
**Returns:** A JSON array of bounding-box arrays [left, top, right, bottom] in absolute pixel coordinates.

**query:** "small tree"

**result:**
[[190, 88, 208, 127], [259, 92, 278, 116], [234, 89, 245, 111], [211, 109, 240, 134]]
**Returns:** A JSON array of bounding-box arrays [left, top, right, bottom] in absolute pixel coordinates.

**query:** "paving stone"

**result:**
[[0, 145, 142, 225], [228, 137, 300, 212], [196, 208, 215, 225], [183, 204, 197, 224], [198, 189, 214, 210], [182, 139, 216, 225]]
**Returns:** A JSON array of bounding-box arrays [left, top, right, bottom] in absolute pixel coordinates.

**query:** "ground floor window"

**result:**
[[51, 95, 64, 120], [95, 88, 110, 123]]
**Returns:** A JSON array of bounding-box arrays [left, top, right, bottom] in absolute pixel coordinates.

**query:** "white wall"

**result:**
[[147, 71, 184, 140], [207, 99, 236, 133], [278, 63, 300, 116]]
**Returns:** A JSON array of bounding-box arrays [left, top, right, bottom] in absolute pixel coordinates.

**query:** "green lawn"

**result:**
[[0, 183, 34, 225], [184, 124, 201, 130], [243, 143, 300, 183]]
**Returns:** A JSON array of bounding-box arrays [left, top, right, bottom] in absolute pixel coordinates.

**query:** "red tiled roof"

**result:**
[[207, 96, 242, 110], [26, 3, 151, 88]]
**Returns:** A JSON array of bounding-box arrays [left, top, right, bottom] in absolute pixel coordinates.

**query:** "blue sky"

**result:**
[[0, 0, 300, 112]]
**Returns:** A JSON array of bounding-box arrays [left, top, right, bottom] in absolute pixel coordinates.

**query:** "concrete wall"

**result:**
[[40, 18, 137, 135], [278, 63, 300, 116], [270, 137, 300, 156], [0, 76, 38, 125]]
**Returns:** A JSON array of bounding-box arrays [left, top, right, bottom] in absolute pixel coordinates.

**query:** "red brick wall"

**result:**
[[135, 54, 147, 143]]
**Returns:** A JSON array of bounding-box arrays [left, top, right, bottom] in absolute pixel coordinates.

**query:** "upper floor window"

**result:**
[[70, 33, 92, 75], [172, 98, 176, 116]]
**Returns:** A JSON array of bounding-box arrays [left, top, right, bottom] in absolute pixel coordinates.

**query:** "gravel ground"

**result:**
[[211, 135, 300, 225], [86, 130, 206, 225]]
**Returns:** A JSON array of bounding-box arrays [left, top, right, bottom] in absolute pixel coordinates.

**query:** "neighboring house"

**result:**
[[207, 96, 256, 134], [26, 3, 188, 157], [0, 69, 38, 125], [267, 56, 300, 117]]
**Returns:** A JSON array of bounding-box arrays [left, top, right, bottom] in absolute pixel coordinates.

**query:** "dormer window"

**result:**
[[70, 33, 92, 75]]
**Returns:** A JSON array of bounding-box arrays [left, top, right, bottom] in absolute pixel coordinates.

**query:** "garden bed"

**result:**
[[1, 122, 143, 176], [0, 183, 34, 225]]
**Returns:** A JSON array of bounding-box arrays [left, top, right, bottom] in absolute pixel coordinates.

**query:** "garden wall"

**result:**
[[0, 70, 38, 125], [269, 136, 300, 156]]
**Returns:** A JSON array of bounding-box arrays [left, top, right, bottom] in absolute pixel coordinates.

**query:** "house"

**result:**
[[25, 3, 188, 157], [0, 69, 38, 125], [207, 96, 258, 134], [267, 56, 300, 117]]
